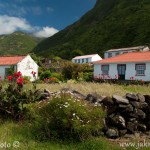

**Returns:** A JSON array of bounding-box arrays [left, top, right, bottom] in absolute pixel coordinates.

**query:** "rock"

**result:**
[[129, 109, 146, 120], [137, 93, 145, 102], [124, 134, 135, 138], [119, 129, 127, 137], [44, 89, 51, 96], [126, 93, 138, 101], [111, 115, 126, 129], [129, 101, 148, 109], [101, 96, 114, 106], [106, 128, 119, 139], [122, 104, 134, 113], [127, 122, 137, 133], [146, 121, 150, 130], [127, 118, 137, 122], [144, 95, 150, 105], [85, 93, 103, 103], [112, 95, 129, 105], [137, 123, 147, 132], [61, 88, 86, 99]]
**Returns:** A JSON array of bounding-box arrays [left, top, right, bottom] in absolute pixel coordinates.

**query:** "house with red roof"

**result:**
[[104, 46, 149, 58], [0, 55, 38, 81], [72, 54, 102, 64], [93, 51, 150, 81]]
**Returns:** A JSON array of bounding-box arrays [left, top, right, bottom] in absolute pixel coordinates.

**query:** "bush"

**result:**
[[36, 94, 105, 141], [39, 70, 51, 80]]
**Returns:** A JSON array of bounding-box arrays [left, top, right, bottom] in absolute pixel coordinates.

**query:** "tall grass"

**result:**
[[36, 82, 150, 96]]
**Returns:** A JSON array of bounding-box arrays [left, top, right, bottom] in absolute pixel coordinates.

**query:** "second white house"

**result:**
[[93, 51, 150, 81], [72, 54, 102, 64]]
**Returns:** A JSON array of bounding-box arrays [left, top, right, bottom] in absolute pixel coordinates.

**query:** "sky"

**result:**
[[0, 0, 96, 38]]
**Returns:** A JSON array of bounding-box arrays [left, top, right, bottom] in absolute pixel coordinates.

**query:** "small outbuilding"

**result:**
[[0, 55, 38, 81], [72, 54, 102, 64], [93, 51, 150, 81]]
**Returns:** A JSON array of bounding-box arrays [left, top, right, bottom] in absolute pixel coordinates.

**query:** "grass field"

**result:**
[[1, 82, 150, 150], [36, 82, 150, 96]]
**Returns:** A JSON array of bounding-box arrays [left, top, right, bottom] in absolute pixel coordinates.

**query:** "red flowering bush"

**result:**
[[0, 71, 38, 121]]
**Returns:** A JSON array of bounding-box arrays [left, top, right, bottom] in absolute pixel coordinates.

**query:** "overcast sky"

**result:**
[[0, 0, 96, 38]]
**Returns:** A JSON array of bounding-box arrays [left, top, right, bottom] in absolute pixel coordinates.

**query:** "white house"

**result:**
[[104, 46, 149, 58], [0, 55, 38, 81], [72, 54, 102, 64], [93, 51, 150, 81]]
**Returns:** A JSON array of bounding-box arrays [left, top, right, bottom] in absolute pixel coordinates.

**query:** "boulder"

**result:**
[[137, 123, 147, 132], [61, 88, 86, 99], [127, 122, 137, 133], [106, 128, 119, 139], [144, 95, 150, 105], [85, 93, 104, 103], [137, 93, 145, 102], [101, 96, 114, 106], [110, 115, 126, 129], [126, 93, 138, 101], [112, 95, 129, 105], [119, 129, 127, 137]]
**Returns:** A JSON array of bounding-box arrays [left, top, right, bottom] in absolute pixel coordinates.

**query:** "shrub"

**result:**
[[36, 93, 105, 141], [39, 70, 51, 80]]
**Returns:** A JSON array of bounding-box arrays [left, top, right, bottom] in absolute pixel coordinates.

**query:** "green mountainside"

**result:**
[[0, 32, 40, 56], [33, 0, 150, 59]]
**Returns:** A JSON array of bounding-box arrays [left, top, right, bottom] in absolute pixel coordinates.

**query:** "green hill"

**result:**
[[0, 31, 40, 56], [33, 0, 150, 59]]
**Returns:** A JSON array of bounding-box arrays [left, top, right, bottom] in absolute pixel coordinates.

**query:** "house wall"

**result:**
[[104, 50, 136, 58], [17, 55, 38, 81], [72, 55, 102, 64], [0, 65, 12, 80], [94, 62, 150, 81]]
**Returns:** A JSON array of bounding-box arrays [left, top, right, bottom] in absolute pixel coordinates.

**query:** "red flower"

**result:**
[[17, 77, 24, 85], [14, 71, 22, 78], [8, 75, 13, 81], [0, 76, 1, 80], [130, 76, 134, 80], [31, 71, 36, 75]]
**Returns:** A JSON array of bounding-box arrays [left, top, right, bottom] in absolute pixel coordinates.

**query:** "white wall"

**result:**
[[94, 62, 150, 81], [17, 55, 38, 81], [0, 65, 12, 80], [91, 54, 102, 62], [104, 50, 136, 58], [72, 54, 102, 64]]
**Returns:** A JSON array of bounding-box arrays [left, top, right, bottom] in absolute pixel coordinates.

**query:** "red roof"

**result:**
[[0, 56, 26, 65], [94, 51, 150, 64]]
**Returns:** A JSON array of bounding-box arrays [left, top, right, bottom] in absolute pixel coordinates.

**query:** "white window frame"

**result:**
[[135, 64, 146, 76], [101, 65, 109, 75]]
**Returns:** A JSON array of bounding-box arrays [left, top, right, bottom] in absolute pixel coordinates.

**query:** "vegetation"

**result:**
[[33, 0, 150, 59], [0, 31, 40, 55]]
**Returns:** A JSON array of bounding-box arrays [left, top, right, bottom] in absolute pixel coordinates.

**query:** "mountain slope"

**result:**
[[0, 32, 40, 56], [33, 0, 150, 59]]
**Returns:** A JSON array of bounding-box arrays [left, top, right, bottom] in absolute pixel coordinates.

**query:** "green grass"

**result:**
[[0, 121, 120, 150]]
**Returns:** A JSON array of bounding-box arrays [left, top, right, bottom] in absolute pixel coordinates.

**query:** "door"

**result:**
[[117, 64, 126, 80]]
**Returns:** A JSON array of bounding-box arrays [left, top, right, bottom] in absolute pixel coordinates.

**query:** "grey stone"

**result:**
[[144, 95, 150, 105], [126, 93, 138, 101], [111, 115, 126, 129], [137, 123, 147, 132], [127, 122, 137, 133], [119, 129, 127, 137], [101, 96, 114, 106], [112, 95, 129, 105], [137, 93, 145, 102], [106, 128, 119, 139], [85, 93, 103, 103]]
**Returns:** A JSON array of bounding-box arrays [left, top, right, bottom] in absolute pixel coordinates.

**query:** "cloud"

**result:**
[[0, 15, 32, 34], [33, 27, 58, 38], [0, 15, 59, 38]]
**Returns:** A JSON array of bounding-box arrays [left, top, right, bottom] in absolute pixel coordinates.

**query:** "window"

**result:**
[[82, 59, 84, 63], [108, 53, 112, 58], [135, 64, 146, 75], [74, 59, 77, 63], [101, 65, 109, 75], [86, 58, 88, 63], [78, 59, 80, 63], [5, 68, 11, 77], [115, 52, 120, 56]]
